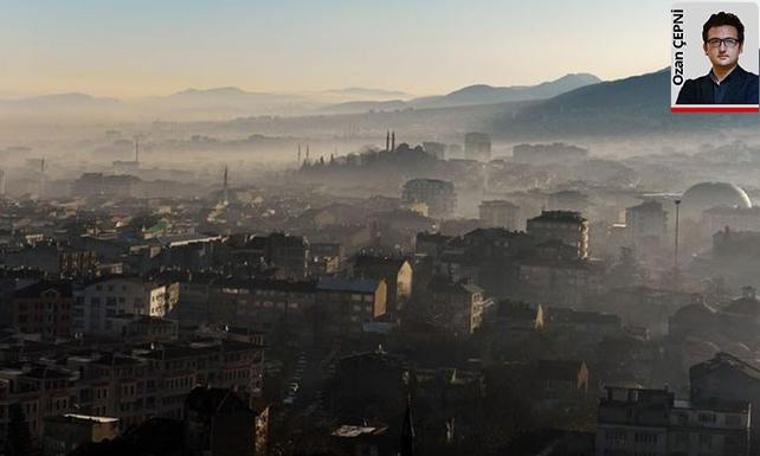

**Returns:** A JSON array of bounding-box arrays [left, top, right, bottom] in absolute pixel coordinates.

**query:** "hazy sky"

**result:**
[[0, 0, 696, 98]]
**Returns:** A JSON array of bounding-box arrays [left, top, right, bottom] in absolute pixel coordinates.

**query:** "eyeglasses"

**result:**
[[706, 37, 741, 48]]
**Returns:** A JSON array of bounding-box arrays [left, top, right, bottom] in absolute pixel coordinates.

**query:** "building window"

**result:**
[[634, 432, 657, 444], [698, 412, 716, 423], [726, 414, 742, 426], [605, 429, 626, 442]]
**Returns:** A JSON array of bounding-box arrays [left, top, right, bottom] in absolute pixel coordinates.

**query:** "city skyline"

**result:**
[[0, 0, 690, 98]]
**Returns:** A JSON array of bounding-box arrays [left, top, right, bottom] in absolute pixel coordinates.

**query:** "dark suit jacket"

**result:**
[[676, 65, 759, 104]]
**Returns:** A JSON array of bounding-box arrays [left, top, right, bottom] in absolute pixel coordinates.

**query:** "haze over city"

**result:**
[[3, 1, 760, 455]]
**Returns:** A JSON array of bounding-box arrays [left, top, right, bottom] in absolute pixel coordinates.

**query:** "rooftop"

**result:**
[[46, 413, 119, 424], [529, 210, 586, 224], [691, 352, 760, 382], [185, 386, 249, 415], [332, 425, 388, 438], [317, 277, 380, 294]]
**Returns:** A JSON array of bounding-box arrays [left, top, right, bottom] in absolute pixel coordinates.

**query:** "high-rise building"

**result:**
[[464, 132, 491, 162], [422, 141, 446, 160], [479, 200, 520, 230], [626, 200, 668, 248], [527, 210, 590, 259], [402, 178, 456, 219]]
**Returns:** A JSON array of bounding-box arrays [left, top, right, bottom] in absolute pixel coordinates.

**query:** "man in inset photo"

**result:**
[[676, 11, 759, 104]]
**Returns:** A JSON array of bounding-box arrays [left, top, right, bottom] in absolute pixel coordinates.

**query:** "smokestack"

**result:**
[[297, 144, 302, 165], [386, 131, 390, 152], [391, 132, 395, 152]]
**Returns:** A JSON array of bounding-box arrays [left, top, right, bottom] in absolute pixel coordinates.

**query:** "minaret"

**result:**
[[400, 395, 415, 456], [391, 132, 396, 152], [39, 158, 45, 198], [134, 136, 140, 164], [222, 165, 229, 205], [386, 131, 390, 152]]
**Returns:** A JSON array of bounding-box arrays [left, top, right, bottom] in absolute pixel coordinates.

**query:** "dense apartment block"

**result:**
[[0, 336, 264, 449], [72, 276, 179, 335], [527, 210, 590, 259], [11, 281, 73, 338], [596, 386, 750, 456]]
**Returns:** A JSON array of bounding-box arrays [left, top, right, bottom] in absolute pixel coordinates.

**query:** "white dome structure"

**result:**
[[680, 182, 752, 221]]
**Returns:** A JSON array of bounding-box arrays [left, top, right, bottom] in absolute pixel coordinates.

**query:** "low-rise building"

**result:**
[[690, 352, 760, 451], [317, 277, 387, 334], [352, 256, 413, 313], [42, 414, 119, 456], [184, 387, 265, 456], [596, 386, 750, 456], [536, 360, 590, 409], [427, 277, 489, 336]]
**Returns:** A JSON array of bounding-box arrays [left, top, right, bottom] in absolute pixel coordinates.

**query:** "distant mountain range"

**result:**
[[8, 64, 760, 138], [205, 61, 760, 140], [0, 92, 119, 109], [0, 74, 602, 122], [322, 87, 412, 99], [318, 73, 601, 114]]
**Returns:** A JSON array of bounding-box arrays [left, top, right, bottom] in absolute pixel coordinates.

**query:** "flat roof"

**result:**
[[47, 413, 119, 424]]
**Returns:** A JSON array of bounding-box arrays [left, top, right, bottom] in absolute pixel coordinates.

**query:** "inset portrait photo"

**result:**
[[671, 3, 759, 112]]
